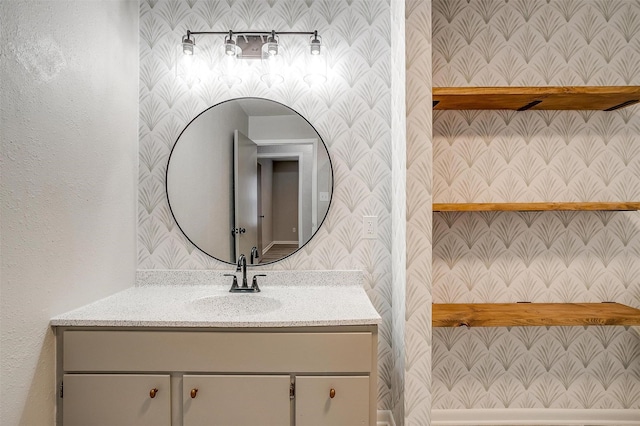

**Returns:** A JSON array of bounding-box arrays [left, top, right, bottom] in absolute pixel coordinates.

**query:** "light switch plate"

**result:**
[[363, 216, 377, 239]]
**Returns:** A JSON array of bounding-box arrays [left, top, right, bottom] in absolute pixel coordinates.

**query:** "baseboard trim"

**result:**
[[377, 410, 396, 426], [432, 409, 640, 425], [261, 242, 274, 255]]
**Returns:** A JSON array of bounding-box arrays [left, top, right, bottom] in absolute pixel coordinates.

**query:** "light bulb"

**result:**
[[310, 35, 321, 55], [304, 47, 327, 87], [267, 41, 278, 56], [265, 32, 279, 56], [182, 37, 194, 55], [224, 34, 239, 57]]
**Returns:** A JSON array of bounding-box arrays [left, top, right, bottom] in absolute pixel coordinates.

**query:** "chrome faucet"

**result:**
[[250, 246, 259, 264], [236, 254, 248, 288], [225, 254, 265, 293]]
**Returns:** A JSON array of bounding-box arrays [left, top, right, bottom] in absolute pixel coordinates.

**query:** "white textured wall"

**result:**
[[0, 1, 139, 425]]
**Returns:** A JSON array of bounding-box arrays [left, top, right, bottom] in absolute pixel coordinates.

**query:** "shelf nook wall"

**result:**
[[431, 0, 640, 417]]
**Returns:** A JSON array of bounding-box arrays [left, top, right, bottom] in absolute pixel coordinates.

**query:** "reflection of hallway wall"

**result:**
[[272, 161, 299, 243], [258, 144, 313, 242]]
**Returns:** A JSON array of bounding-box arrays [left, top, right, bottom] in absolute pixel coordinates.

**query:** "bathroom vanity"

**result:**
[[50, 97, 381, 425], [51, 271, 380, 426]]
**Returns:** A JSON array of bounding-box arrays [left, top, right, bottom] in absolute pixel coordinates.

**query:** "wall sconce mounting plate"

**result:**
[[236, 35, 266, 59]]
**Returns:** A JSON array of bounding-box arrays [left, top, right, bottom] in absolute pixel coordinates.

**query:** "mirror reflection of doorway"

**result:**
[[258, 159, 300, 263]]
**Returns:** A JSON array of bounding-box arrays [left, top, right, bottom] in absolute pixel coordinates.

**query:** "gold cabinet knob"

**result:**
[[149, 388, 158, 399], [190, 388, 198, 399], [329, 388, 336, 399]]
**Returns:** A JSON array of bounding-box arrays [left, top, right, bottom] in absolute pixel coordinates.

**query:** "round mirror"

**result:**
[[166, 98, 333, 265]]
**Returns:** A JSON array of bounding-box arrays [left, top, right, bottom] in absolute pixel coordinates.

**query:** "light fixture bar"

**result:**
[[182, 30, 322, 58], [187, 31, 318, 36]]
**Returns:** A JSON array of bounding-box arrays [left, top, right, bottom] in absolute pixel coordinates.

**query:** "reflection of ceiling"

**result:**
[[237, 99, 295, 117]]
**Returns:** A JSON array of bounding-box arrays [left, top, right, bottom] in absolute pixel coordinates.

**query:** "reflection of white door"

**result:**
[[256, 162, 263, 263], [234, 130, 258, 260]]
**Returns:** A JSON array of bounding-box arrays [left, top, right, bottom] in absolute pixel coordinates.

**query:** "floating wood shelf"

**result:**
[[433, 303, 640, 327], [433, 202, 640, 212], [432, 86, 640, 111]]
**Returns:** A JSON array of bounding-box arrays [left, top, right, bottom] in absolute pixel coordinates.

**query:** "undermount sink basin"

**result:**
[[188, 294, 282, 316]]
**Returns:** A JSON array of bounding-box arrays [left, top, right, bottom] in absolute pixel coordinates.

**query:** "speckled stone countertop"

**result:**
[[50, 270, 381, 328]]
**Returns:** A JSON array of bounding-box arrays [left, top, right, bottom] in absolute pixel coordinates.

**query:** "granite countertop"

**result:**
[[50, 270, 381, 328]]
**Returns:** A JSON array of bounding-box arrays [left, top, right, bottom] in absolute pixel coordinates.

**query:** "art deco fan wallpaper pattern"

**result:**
[[432, 0, 640, 412], [137, 0, 405, 414], [402, 0, 433, 424]]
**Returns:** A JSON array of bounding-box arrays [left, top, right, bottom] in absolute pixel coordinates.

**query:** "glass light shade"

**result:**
[[266, 41, 278, 56], [261, 43, 284, 86], [224, 38, 241, 57], [303, 50, 327, 86], [176, 43, 205, 86], [265, 34, 279, 56], [218, 52, 242, 87], [309, 35, 321, 55], [182, 35, 195, 55]]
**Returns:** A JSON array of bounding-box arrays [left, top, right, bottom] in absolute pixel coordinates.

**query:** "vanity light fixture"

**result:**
[[182, 34, 195, 55], [304, 31, 327, 86], [264, 31, 279, 56], [223, 31, 240, 57], [176, 33, 205, 87], [182, 29, 321, 57], [180, 29, 324, 86], [310, 31, 321, 55]]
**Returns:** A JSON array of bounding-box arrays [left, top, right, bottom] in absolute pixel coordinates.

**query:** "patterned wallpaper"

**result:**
[[432, 0, 640, 412], [404, 0, 433, 424], [138, 0, 396, 411], [391, 0, 408, 423]]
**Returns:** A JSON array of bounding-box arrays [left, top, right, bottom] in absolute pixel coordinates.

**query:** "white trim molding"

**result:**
[[377, 410, 396, 426], [432, 409, 640, 425], [261, 241, 274, 255]]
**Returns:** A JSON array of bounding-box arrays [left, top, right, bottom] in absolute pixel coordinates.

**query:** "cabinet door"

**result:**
[[183, 374, 291, 426], [295, 376, 369, 426], [63, 374, 170, 426]]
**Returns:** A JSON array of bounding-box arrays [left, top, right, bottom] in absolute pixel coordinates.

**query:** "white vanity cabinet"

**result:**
[[62, 374, 171, 426], [56, 326, 378, 426], [295, 376, 370, 425], [182, 375, 370, 426], [182, 375, 292, 426]]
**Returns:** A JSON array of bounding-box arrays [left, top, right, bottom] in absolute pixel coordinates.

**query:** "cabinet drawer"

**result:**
[[183, 375, 291, 426], [63, 374, 170, 426], [63, 330, 372, 373], [295, 376, 369, 426]]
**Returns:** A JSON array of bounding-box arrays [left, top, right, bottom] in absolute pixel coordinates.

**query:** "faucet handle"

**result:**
[[224, 273, 238, 289], [251, 274, 266, 291]]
